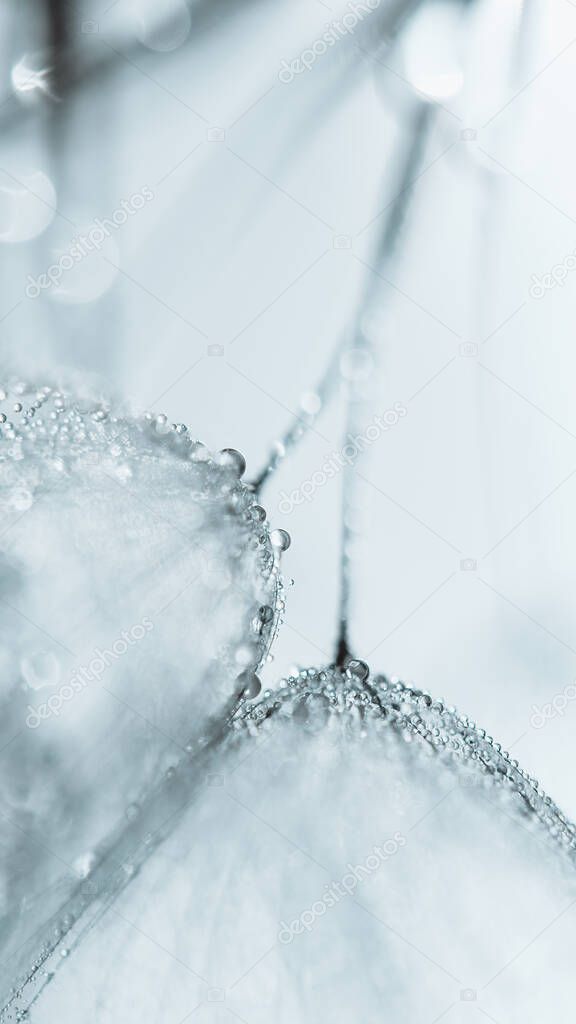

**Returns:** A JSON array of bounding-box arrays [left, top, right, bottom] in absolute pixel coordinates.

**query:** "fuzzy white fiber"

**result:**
[[24, 700, 576, 1024], [0, 386, 575, 1023], [0, 383, 278, 1007]]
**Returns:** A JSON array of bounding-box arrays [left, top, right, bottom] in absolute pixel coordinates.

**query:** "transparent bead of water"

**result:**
[[216, 448, 246, 478], [236, 670, 262, 700], [154, 414, 171, 435], [345, 659, 370, 683], [270, 528, 291, 551], [249, 504, 266, 523]]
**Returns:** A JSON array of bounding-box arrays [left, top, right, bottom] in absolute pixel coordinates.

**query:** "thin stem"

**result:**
[[253, 104, 433, 496], [334, 102, 433, 664], [251, 348, 344, 494]]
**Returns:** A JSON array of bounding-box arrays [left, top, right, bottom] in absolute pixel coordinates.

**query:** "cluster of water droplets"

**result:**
[[237, 661, 576, 855], [0, 378, 289, 689], [0, 379, 295, 1020]]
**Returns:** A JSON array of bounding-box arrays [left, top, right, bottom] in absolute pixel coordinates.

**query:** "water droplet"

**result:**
[[216, 448, 246, 478], [270, 528, 291, 552], [249, 504, 266, 523], [236, 670, 262, 700], [345, 659, 370, 683], [154, 414, 171, 435]]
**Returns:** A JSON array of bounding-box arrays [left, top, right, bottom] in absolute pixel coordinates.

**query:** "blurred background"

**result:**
[[2, 0, 576, 811]]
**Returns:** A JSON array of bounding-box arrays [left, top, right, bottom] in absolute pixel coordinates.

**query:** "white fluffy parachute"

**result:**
[[0, 380, 282, 1011], [0, 383, 575, 1024], [13, 668, 576, 1024]]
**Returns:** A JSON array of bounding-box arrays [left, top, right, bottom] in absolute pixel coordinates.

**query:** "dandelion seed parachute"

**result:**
[[18, 666, 576, 1024], [2, 383, 575, 1023], [0, 380, 281, 1007]]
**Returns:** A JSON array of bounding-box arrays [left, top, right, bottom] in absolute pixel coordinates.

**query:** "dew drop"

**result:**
[[236, 670, 262, 700], [216, 448, 246, 478], [270, 528, 291, 552], [345, 659, 370, 683], [154, 414, 171, 435], [249, 504, 266, 523]]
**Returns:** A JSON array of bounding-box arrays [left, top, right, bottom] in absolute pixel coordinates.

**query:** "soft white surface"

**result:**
[[1, 0, 576, 1017], [0, 386, 278, 993], [34, 706, 576, 1023]]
